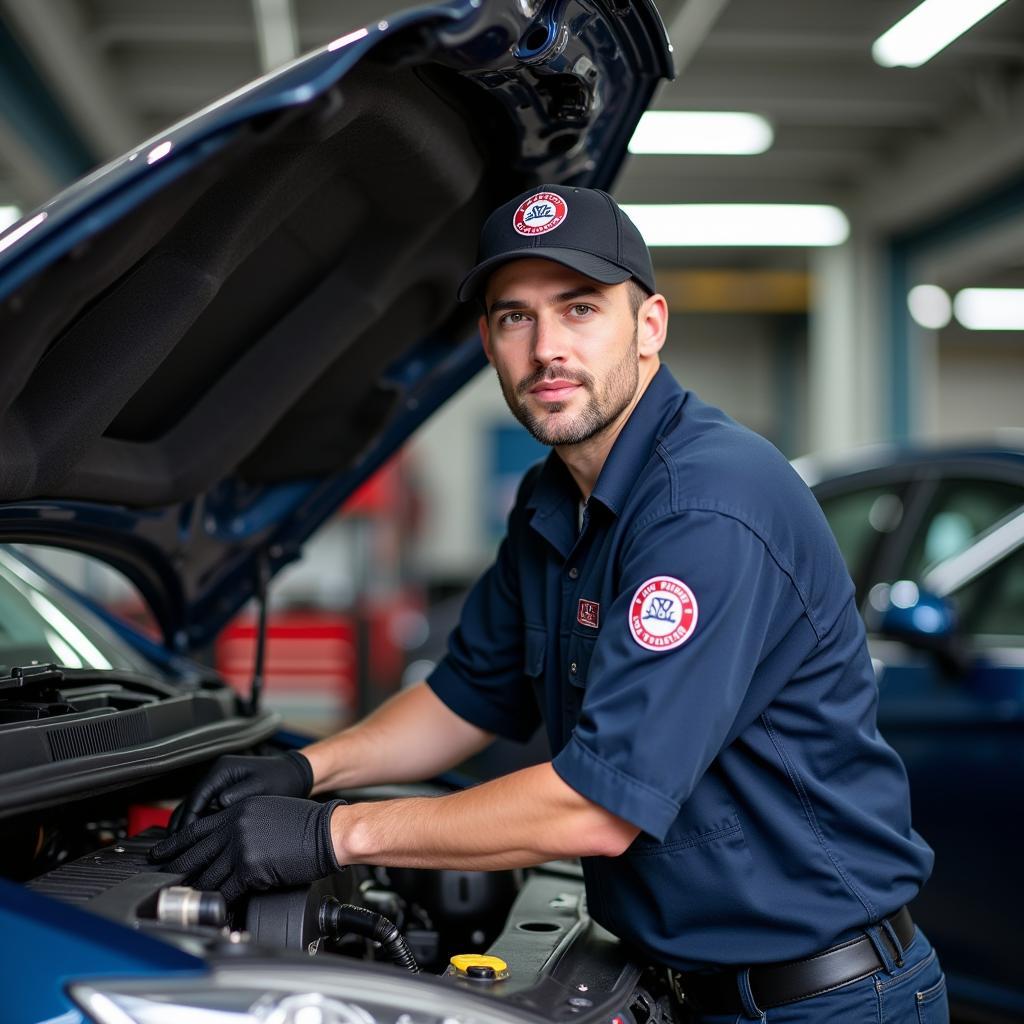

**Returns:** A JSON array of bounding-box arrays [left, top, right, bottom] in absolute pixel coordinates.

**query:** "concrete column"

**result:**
[[808, 225, 886, 455], [907, 318, 942, 439]]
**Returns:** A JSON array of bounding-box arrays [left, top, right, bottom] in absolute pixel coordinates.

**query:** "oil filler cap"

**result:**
[[449, 954, 509, 981]]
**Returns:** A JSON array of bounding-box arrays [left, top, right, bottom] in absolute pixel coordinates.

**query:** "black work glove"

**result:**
[[150, 795, 344, 905], [170, 751, 313, 831]]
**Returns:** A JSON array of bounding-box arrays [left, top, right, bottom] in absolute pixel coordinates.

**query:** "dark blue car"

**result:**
[[797, 444, 1024, 1021], [0, 2, 674, 1022]]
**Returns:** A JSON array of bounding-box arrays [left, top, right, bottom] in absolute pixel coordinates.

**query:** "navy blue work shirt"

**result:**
[[427, 366, 933, 970]]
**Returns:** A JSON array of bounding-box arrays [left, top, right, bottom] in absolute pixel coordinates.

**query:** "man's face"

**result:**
[[480, 260, 643, 448]]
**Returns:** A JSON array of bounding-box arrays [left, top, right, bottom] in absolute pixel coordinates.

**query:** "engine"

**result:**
[[8, 798, 676, 1024], [24, 823, 518, 973]]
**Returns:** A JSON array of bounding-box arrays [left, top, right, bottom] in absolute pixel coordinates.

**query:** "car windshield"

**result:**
[[0, 546, 156, 677]]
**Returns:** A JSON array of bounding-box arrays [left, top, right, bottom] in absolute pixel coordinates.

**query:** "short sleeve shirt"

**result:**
[[427, 366, 933, 970]]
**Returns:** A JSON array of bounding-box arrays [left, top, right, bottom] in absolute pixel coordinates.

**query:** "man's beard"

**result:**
[[496, 325, 639, 447]]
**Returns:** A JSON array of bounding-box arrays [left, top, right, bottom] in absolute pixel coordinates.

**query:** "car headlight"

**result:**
[[68, 961, 532, 1024], [72, 986, 374, 1024]]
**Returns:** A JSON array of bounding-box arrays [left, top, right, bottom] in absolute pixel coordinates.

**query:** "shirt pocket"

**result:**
[[524, 625, 546, 677], [567, 629, 599, 690]]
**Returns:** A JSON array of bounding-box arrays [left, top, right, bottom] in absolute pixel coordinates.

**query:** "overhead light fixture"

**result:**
[[0, 206, 21, 231], [620, 204, 849, 247], [954, 288, 1024, 330], [628, 111, 773, 155], [907, 284, 952, 329], [872, 0, 1010, 68]]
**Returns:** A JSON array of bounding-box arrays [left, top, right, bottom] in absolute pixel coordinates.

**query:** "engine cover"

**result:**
[[27, 827, 356, 950]]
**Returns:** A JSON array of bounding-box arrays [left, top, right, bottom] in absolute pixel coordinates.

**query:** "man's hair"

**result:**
[[628, 279, 652, 320]]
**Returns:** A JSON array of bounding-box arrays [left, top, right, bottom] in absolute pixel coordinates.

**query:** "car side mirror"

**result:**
[[878, 581, 956, 639], [874, 581, 966, 675]]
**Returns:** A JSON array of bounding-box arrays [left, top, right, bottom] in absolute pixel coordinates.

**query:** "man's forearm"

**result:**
[[330, 762, 640, 870], [302, 681, 495, 793]]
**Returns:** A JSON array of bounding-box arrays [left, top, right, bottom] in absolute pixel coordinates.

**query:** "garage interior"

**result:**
[[2, 2, 1024, 1020]]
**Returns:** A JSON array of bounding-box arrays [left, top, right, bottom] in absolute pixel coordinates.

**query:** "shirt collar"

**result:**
[[525, 447, 578, 558], [589, 364, 685, 517], [525, 365, 686, 550]]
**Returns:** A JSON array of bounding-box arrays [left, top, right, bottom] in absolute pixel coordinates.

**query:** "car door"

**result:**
[[814, 471, 919, 605], [867, 479, 1024, 1010]]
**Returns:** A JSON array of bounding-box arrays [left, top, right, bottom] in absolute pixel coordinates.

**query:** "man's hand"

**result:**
[[150, 795, 343, 904], [170, 751, 313, 831]]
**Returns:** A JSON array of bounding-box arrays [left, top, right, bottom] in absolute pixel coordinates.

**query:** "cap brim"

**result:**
[[457, 248, 632, 303]]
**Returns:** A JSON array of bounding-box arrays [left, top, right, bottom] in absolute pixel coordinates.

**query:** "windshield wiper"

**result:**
[[0, 663, 76, 722]]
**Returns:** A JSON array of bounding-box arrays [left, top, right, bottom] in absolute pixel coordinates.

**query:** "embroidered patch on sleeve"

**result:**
[[628, 575, 698, 651], [577, 599, 600, 629]]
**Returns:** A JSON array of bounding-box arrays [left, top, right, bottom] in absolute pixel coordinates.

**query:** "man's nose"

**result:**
[[531, 313, 569, 365]]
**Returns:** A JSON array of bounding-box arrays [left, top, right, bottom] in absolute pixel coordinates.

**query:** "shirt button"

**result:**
[[570, 661, 578, 675], [568, 567, 579, 580]]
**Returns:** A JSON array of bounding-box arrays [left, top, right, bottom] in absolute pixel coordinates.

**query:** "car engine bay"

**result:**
[[3, 759, 675, 1024], [0, 646, 679, 1023]]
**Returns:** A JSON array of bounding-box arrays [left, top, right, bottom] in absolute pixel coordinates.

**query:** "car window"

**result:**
[[952, 545, 1024, 641], [901, 479, 1024, 581], [818, 484, 906, 594]]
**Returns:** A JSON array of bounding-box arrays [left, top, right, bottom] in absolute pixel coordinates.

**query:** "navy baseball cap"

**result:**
[[457, 184, 656, 302]]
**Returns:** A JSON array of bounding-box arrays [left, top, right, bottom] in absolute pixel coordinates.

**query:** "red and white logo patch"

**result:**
[[577, 599, 600, 629], [628, 576, 698, 652], [513, 191, 568, 236]]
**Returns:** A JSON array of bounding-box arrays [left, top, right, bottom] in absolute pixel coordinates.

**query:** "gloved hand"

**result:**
[[169, 751, 313, 831], [150, 795, 344, 904]]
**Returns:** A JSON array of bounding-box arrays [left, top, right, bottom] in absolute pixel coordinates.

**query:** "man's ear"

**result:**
[[637, 293, 668, 358], [479, 314, 494, 365]]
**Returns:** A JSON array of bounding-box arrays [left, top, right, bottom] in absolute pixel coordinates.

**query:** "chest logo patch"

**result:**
[[628, 575, 698, 651], [513, 191, 568, 236], [577, 599, 600, 629]]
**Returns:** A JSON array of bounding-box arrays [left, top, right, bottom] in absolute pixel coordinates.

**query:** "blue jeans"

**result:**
[[691, 928, 948, 1024]]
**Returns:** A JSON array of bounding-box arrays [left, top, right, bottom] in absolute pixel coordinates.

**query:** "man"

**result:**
[[153, 186, 946, 1022]]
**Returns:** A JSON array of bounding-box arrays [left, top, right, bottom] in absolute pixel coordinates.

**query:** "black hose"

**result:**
[[319, 896, 420, 974]]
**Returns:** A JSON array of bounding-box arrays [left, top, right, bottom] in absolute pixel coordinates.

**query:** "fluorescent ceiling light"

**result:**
[[621, 204, 849, 247], [0, 206, 21, 231], [872, 0, 1010, 68], [628, 111, 773, 155], [907, 284, 952, 329], [954, 288, 1024, 330]]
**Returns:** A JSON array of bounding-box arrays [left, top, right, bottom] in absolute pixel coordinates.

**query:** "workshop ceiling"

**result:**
[[2, 0, 1024, 264]]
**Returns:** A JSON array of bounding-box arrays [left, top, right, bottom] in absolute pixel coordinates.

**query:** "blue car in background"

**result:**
[[797, 443, 1024, 1022]]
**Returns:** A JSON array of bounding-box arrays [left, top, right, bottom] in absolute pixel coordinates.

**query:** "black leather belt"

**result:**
[[672, 907, 915, 1014]]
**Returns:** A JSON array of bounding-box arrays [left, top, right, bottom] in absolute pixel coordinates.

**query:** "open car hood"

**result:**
[[0, 0, 672, 654]]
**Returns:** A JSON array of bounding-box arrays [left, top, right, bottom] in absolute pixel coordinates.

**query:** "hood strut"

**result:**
[[248, 552, 270, 716]]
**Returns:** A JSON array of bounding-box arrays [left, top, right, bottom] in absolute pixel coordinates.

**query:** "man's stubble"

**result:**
[[496, 323, 640, 448]]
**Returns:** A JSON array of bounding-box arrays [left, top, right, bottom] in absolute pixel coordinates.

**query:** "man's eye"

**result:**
[[499, 311, 528, 326], [571, 304, 594, 316]]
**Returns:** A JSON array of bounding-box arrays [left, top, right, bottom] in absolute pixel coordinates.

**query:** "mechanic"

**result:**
[[152, 185, 946, 1023]]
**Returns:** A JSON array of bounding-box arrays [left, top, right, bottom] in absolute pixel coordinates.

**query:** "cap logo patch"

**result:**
[[628, 576, 698, 651], [578, 599, 600, 629], [513, 191, 568, 236]]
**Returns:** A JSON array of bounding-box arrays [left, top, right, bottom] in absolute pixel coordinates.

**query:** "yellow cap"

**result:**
[[449, 954, 509, 977]]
